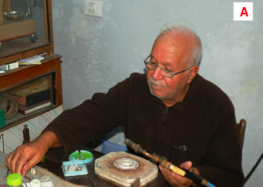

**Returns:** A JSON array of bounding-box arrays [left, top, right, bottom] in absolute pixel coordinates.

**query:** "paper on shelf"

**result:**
[[20, 55, 44, 64]]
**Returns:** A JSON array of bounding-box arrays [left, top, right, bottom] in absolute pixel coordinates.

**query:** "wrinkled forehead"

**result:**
[[153, 31, 195, 53], [151, 32, 194, 65]]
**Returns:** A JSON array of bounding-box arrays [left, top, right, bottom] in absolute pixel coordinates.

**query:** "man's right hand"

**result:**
[[5, 131, 61, 176]]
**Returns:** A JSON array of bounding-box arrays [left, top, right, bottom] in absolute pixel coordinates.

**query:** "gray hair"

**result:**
[[158, 23, 202, 66]]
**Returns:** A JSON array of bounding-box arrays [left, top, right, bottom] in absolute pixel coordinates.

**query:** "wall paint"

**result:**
[[52, 0, 263, 186]]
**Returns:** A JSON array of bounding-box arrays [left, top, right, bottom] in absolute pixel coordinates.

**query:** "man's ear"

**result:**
[[187, 66, 199, 84]]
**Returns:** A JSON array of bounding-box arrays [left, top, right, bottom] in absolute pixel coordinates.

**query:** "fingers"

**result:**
[[5, 145, 29, 175], [159, 163, 194, 187], [5, 143, 45, 176], [5, 149, 20, 174], [179, 161, 192, 170], [5, 153, 12, 171], [5, 133, 55, 176], [159, 166, 180, 186], [21, 156, 39, 176]]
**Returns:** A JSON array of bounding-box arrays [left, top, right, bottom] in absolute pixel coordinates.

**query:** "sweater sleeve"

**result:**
[[195, 110, 244, 187], [43, 74, 133, 162]]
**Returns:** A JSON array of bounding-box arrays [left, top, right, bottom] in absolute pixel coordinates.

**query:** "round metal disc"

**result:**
[[114, 158, 139, 170]]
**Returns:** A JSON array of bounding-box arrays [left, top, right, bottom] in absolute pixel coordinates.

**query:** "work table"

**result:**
[[0, 148, 170, 186]]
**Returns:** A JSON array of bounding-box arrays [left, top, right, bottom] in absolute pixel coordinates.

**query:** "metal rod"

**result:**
[[124, 138, 216, 187], [6, 168, 10, 177], [1, 134, 4, 153]]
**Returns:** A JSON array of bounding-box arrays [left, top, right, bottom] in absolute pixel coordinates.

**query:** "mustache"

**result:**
[[149, 77, 166, 88]]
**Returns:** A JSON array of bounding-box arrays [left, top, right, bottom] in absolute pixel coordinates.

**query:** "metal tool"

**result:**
[[0, 134, 4, 153], [22, 177, 28, 187], [6, 168, 10, 177], [23, 125, 30, 144], [124, 138, 216, 187]]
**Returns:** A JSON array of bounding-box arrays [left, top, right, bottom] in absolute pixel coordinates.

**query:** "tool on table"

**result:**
[[6, 168, 10, 177], [124, 138, 216, 187], [22, 177, 28, 187], [94, 151, 158, 186], [77, 150, 85, 160], [22, 125, 30, 144], [0, 134, 4, 153]]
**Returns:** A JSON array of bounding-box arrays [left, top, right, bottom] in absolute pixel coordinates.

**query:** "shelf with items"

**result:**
[[0, 54, 62, 132]]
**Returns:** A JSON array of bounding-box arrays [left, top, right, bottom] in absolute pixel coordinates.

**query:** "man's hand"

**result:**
[[159, 161, 199, 187], [5, 131, 61, 176]]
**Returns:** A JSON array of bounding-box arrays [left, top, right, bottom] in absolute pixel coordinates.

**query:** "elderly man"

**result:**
[[6, 24, 244, 187]]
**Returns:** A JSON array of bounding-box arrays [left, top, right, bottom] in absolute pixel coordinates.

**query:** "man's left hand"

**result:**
[[159, 161, 199, 187]]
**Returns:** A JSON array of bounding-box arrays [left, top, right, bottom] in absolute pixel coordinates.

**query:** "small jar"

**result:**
[[30, 179, 41, 187], [6, 173, 22, 187]]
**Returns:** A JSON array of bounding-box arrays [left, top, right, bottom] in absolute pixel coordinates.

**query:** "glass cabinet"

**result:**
[[0, 0, 62, 132], [0, 0, 54, 65]]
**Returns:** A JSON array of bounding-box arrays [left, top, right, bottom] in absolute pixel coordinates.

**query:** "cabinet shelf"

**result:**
[[0, 104, 56, 131], [0, 54, 63, 132]]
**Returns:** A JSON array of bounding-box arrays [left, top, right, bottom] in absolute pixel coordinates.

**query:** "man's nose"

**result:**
[[152, 66, 163, 80]]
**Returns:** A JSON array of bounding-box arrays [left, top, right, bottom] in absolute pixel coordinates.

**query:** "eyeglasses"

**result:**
[[144, 55, 194, 78]]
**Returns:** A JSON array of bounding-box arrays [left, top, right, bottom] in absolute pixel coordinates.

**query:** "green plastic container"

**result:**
[[0, 109, 5, 127], [6, 173, 22, 187], [68, 150, 93, 164]]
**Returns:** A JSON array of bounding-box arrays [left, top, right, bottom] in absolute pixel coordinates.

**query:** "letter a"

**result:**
[[240, 7, 248, 17]]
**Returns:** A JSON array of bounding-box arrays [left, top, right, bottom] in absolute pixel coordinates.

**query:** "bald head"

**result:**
[[153, 25, 202, 66]]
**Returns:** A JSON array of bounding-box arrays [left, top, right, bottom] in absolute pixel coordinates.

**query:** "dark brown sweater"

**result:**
[[44, 73, 244, 187]]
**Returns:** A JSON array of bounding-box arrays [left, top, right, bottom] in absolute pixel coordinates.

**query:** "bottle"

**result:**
[[30, 179, 41, 187], [6, 173, 22, 187]]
